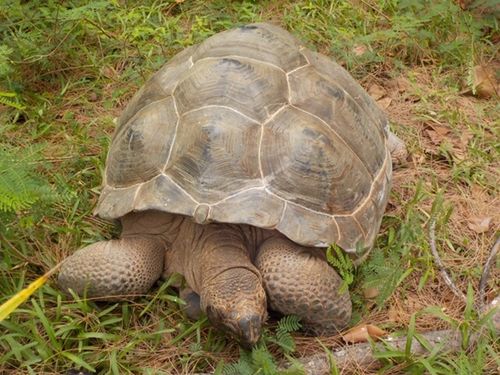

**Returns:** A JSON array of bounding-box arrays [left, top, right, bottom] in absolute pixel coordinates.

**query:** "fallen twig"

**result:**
[[428, 219, 468, 304], [479, 236, 500, 312]]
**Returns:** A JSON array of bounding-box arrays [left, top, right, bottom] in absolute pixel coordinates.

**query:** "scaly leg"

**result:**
[[255, 236, 351, 335], [58, 236, 164, 299], [388, 131, 407, 166]]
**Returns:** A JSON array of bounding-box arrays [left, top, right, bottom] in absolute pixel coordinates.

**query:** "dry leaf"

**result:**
[[468, 216, 492, 233], [89, 92, 98, 102], [424, 130, 443, 145], [368, 84, 387, 100], [431, 125, 451, 136], [471, 65, 499, 99], [452, 148, 467, 161], [450, 130, 473, 160], [353, 44, 368, 56], [471, 184, 485, 198], [456, 0, 472, 10], [342, 324, 386, 343], [459, 130, 473, 149], [100, 66, 118, 79], [388, 305, 400, 322], [363, 287, 380, 299], [424, 123, 451, 146], [377, 97, 392, 109], [388, 76, 412, 94]]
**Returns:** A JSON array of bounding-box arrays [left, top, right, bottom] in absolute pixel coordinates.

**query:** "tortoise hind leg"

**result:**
[[255, 236, 351, 335], [58, 236, 164, 299], [388, 131, 407, 165]]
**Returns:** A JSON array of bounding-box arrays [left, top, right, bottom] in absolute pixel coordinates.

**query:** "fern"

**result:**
[[0, 44, 13, 78], [0, 92, 25, 110], [224, 346, 278, 375], [0, 145, 52, 212], [358, 184, 434, 306], [223, 349, 254, 375], [223, 315, 302, 374], [268, 315, 301, 354], [326, 243, 354, 293], [358, 245, 412, 306], [252, 345, 278, 374]]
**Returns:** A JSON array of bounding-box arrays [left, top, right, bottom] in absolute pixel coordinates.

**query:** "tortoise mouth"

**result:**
[[206, 306, 264, 347], [237, 315, 262, 348]]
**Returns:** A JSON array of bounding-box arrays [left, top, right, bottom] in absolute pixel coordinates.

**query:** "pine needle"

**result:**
[[0, 262, 62, 321]]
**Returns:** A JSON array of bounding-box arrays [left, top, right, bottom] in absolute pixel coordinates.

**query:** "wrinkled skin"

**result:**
[[59, 211, 351, 346]]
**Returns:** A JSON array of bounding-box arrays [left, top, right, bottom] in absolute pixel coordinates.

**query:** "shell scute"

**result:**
[[288, 65, 385, 176], [173, 57, 287, 122], [261, 106, 372, 214], [192, 23, 307, 72], [106, 96, 178, 187], [164, 107, 262, 204]]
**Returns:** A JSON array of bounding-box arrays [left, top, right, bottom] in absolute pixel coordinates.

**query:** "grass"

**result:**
[[0, 0, 498, 373]]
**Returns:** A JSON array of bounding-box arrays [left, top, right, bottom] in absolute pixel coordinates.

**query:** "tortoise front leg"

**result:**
[[255, 236, 351, 335], [58, 236, 165, 299], [179, 287, 202, 320]]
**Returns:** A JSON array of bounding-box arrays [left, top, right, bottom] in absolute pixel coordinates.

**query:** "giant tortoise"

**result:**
[[59, 23, 406, 346]]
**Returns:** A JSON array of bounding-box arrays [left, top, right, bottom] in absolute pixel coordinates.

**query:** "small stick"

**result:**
[[479, 236, 500, 312], [428, 219, 467, 304]]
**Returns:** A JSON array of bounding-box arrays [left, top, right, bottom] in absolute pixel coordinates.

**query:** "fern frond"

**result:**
[[223, 362, 253, 375], [268, 315, 302, 354], [251, 345, 278, 375], [223, 349, 254, 375], [274, 330, 295, 354], [277, 314, 302, 333], [0, 92, 25, 110], [359, 247, 407, 306], [326, 243, 355, 292], [0, 146, 53, 212]]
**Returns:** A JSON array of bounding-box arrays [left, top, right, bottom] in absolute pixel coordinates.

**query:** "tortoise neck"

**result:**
[[120, 210, 278, 255], [120, 210, 184, 245]]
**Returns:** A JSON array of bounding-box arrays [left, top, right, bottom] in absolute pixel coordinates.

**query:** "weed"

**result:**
[[326, 244, 355, 293], [222, 315, 302, 375]]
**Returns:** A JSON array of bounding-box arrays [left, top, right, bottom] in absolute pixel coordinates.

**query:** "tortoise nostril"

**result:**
[[238, 315, 260, 331], [238, 315, 262, 347]]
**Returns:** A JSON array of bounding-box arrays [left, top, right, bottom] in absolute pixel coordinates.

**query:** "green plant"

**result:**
[[326, 243, 355, 293], [223, 315, 302, 375], [0, 92, 24, 110], [0, 145, 53, 213]]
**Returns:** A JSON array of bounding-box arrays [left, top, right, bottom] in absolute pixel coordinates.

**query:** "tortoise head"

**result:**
[[206, 304, 266, 348], [202, 268, 268, 348]]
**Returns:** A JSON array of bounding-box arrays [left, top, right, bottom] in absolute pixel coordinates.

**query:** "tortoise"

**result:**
[[59, 23, 406, 347]]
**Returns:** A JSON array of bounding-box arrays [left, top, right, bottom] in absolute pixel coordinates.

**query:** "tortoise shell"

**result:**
[[96, 23, 392, 257]]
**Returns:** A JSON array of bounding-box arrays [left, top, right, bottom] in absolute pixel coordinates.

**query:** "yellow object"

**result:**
[[0, 263, 61, 321]]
